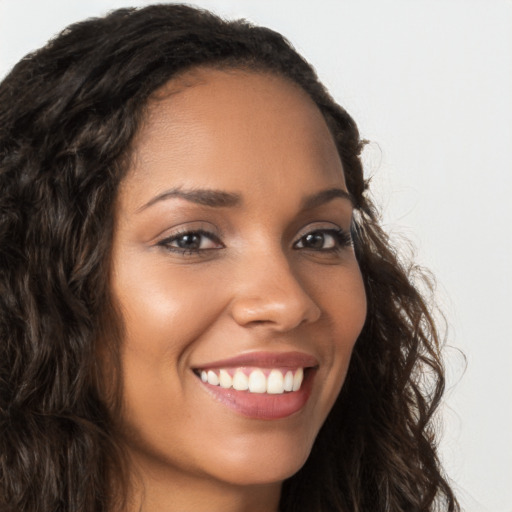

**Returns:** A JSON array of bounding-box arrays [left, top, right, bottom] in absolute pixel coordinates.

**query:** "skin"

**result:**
[[110, 68, 367, 512]]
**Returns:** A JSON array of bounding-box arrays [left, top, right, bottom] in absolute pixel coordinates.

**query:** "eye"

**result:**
[[293, 228, 352, 251], [157, 229, 223, 254]]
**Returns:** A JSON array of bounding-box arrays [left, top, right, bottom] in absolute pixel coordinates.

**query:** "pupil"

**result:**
[[305, 232, 324, 248], [177, 234, 200, 249]]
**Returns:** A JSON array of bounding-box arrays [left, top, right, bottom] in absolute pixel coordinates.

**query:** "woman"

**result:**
[[0, 4, 459, 512]]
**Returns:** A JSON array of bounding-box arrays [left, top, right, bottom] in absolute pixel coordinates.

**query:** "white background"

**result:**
[[1, 1, 511, 511]]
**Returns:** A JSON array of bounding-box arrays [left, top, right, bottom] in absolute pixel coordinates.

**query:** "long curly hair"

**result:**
[[0, 4, 458, 511]]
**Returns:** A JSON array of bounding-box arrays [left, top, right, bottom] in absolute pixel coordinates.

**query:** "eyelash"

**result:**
[[293, 228, 352, 252], [157, 229, 224, 256], [157, 227, 352, 256]]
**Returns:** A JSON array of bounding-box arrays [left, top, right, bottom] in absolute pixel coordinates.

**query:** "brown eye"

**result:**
[[175, 233, 203, 250], [294, 229, 352, 251], [158, 230, 223, 254], [303, 232, 331, 249]]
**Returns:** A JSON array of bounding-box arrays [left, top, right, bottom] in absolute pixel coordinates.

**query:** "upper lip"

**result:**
[[193, 351, 318, 370]]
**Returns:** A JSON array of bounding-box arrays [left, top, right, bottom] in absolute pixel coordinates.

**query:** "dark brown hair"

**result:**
[[0, 4, 458, 511]]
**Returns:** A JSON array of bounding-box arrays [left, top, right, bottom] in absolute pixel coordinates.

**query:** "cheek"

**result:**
[[332, 270, 367, 370], [113, 257, 229, 361], [302, 260, 367, 341], [304, 262, 367, 402], [112, 260, 231, 451]]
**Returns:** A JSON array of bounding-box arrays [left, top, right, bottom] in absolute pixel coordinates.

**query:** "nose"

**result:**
[[229, 250, 321, 332]]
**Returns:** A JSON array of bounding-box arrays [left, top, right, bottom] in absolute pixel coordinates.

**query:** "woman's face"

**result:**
[[111, 69, 366, 491]]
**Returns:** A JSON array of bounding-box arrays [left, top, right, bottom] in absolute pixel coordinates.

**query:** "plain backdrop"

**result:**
[[1, 1, 511, 511]]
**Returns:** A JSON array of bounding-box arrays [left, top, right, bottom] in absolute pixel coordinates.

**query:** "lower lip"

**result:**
[[197, 369, 315, 420]]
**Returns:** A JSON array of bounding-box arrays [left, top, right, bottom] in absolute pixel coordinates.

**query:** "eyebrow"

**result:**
[[137, 187, 242, 212], [137, 186, 354, 213], [301, 188, 355, 210]]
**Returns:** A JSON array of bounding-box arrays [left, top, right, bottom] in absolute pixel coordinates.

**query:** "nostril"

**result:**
[[229, 294, 320, 331], [228, 258, 321, 330]]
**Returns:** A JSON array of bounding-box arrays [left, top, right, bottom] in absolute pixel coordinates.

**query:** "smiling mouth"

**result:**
[[194, 367, 306, 394], [192, 351, 318, 419], [193, 366, 316, 419]]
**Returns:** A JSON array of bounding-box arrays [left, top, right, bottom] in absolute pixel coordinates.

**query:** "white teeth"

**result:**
[[248, 369, 267, 393], [292, 367, 303, 392], [232, 370, 249, 391], [283, 370, 294, 392], [267, 369, 285, 394], [219, 369, 232, 389], [207, 370, 219, 386], [200, 367, 306, 394]]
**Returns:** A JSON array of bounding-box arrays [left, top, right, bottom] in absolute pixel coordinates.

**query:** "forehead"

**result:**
[[123, 68, 346, 207]]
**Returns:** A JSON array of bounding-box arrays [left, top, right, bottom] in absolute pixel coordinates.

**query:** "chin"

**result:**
[[201, 427, 316, 487]]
